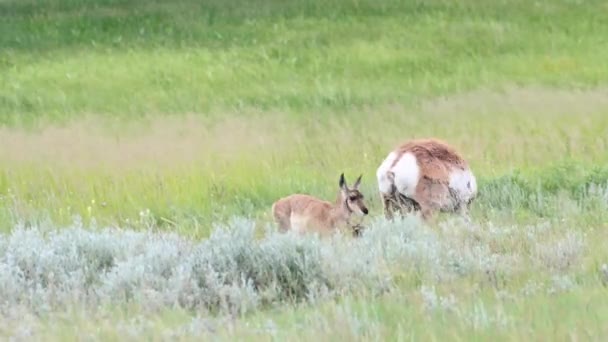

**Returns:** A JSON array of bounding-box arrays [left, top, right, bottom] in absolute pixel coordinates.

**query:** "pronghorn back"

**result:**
[[395, 138, 468, 170], [272, 194, 333, 234]]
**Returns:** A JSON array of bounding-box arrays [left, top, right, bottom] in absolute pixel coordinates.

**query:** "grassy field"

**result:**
[[2, 0, 608, 340]]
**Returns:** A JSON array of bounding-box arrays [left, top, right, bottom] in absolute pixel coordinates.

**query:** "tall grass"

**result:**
[[1, 97, 608, 235]]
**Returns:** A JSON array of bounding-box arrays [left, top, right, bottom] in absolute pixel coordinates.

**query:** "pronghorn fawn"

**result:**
[[271, 173, 369, 237], [376, 138, 477, 222]]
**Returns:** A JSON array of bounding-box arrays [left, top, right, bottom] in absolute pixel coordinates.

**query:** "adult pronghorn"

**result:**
[[271, 173, 369, 237], [376, 138, 477, 222]]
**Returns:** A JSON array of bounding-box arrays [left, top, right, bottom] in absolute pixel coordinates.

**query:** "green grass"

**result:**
[[10, 284, 608, 341], [2, 0, 608, 339], [1, 103, 607, 236], [2, 0, 608, 125], [226, 282, 608, 341]]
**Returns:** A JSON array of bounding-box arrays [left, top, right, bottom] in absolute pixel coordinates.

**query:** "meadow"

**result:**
[[1, 0, 608, 340]]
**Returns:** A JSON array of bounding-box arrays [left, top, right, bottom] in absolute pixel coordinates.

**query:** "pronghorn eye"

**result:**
[[349, 196, 357, 201]]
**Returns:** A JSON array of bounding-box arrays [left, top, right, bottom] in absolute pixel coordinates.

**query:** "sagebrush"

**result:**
[[0, 214, 590, 320]]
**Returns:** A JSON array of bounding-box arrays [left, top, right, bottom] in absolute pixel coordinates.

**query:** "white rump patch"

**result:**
[[376, 151, 420, 197], [390, 152, 420, 198], [376, 151, 399, 194], [448, 168, 477, 202]]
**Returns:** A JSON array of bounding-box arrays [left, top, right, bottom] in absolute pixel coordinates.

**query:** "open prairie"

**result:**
[[1, 0, 608, 340]]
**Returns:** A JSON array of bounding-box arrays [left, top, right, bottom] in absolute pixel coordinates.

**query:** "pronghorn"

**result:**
[[376, 138, 477, 222], [271, 173, 369, 237]]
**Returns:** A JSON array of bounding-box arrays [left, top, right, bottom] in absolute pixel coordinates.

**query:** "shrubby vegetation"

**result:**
[[0, 212, 593, 320]]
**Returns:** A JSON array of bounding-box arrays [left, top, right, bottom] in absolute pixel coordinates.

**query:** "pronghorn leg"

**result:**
[[382, 193, 395, 221], [275, 216, 291, 232], [447, 187, 472, 223], [419, 204, 437, 223], [272, 202, 291, 232], [413, 177, 447, 225], [392, 193, 420, 221], [457, 201, 473, 224], [394, 195, 406, 218], [399, 194, 418, 215], [393, 194, 411, 219]]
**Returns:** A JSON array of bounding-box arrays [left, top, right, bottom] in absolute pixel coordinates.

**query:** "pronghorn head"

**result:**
[[339, 173, 369, 217]]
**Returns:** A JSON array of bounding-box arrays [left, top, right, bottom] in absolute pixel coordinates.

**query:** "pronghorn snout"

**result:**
[[351, 201, 369, 216], [362, 206, 369, 215]]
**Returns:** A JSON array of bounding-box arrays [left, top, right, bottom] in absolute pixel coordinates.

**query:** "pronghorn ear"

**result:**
[[339, 173, 347, 190], [387, 171, 395, 182], [353, 174, 362, 189]]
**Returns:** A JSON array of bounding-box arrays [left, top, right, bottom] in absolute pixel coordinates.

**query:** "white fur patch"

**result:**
[[290, 215, 309, 234], [376, 151, 399, 194], [448, 168, 477, 202], [390, 152, 420, 198]]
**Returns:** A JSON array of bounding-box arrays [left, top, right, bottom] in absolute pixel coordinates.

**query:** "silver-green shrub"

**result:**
[[0, 215, 586, 317]]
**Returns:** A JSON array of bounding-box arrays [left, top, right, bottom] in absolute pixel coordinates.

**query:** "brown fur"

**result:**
[[272, 174, 369, 237], [391, 138, 468, 174], [381, 138, 476, 222]]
